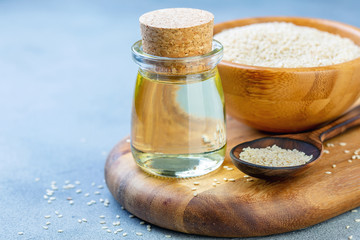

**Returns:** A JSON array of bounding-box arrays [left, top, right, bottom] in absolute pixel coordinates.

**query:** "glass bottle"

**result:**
[[130, 39, 226, 178]]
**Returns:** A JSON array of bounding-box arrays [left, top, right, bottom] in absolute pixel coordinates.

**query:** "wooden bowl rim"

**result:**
[[214, 16, 360, 72]]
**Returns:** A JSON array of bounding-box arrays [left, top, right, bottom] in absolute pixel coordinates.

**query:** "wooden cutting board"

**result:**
[[105, 116, 360, 238]]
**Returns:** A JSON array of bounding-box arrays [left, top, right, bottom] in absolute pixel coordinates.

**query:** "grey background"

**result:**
[[1, 0, 359, 239]]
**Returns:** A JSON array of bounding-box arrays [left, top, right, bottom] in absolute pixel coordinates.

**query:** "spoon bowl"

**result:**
[[230, 106, 360, 180]]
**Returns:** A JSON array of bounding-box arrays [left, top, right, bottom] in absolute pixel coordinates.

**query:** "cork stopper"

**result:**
[[139, 8, 214, 58]]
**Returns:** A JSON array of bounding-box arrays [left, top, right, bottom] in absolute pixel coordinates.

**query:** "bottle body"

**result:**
[[131, 40, 226, 178]]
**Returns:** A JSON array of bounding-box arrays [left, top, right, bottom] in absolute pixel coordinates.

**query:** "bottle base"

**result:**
[[131, 145, 226, 178]]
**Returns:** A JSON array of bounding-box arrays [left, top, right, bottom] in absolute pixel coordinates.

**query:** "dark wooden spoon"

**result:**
[[230, 105, 360, 180]]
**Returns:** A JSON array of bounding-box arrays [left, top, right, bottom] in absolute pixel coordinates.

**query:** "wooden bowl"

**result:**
[[214, 17, 360, 133]]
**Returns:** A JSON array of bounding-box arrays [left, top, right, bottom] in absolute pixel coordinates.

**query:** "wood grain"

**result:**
[[105, 108, 360, 237], [214, 17, 360, 133]]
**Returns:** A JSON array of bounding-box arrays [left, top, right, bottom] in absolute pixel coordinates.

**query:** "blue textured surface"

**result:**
[[1, 0, 360, 239]]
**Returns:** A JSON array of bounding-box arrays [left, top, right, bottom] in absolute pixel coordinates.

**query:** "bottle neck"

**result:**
[[132, 40, 223, 76]]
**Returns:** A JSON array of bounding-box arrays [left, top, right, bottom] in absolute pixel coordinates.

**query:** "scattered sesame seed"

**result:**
[[246, 178, 254, 182], [76, 189, 82, 194], [35, 178, 40, 182], [136, 232, 143, 236], [100, 198, 104, 203], [140, 221, 145, 225], [243, 175, 250, 178], [102, 226, 108, 230], [332, 164, 336, 168], [47, 200, 52, 204], [49, 197, 56, 201], [113, 221, 121, 226], [323, 150, 330, 154], [107, 229, 111, 233], [18, 232, 24, 235], [51, 185, 58, 190], [44, 195, 49, 200], [348, 160, 353, 163], [212, 183, 217, 187], [75, 181, 80, 185], [129, 214, 134, 218], [228, 178, 235, 182], [44, 215, 51, 219], [355, 219, 360, 222], [326, 143, 335, 147], [191, 187, 197, 191], [99, 215, 105, 219], [344, 150, 350, 154], [325, 171, 332, 174], [116, 228, 123, 232], [116, 215, 120, 219], [165, 235, 172, 238], [223, 178, 228, 182], [216, 181, 221, 184], [58, 215, 63, 218], [97, 185, 104, 189], [123, 233, 128, 236], [227, 167, 234, 171], [94, 191, 101, 195], [82, 218, 87, 222], [352, 155, 356, 160], [339, 142, 347, 146], [55, 211, 59, 215], [78, 219, 82, 223], [58, 230, 63, 233], [84, 193, 90, 197], [69, 200, 74, 205], [67, 197, 72, 201], [213, 179, 217, 182], [346, 226, 350, 229], [65, 180, 70, 184], [351, 210, 358, 213], [42, 226, 48, 230], [91, 182, 96, 186], [193, 182, 200, 185], [46, 222, 51, 225], [223, 165, 229, 169], [349, 236, 353, 240], [193, 192, 198, 197], [100, 221, 106, 224]]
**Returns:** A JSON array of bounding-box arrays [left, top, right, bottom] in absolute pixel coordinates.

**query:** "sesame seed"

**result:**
[[351, 210, 358, 213], [44, 215, 51, 219], [76, 189, 82, 194], [94, 191, 101, 195], [58, 215, 63, 218], [42, 226, 48, 230], [344, 150, 350, 153], [51, 185, 58, 190], [323, 150, 330, 154], [349, 236, 353, 240], [228, 178, 235, 182], [339, 142, 347, 146], [223, 165, 229, 169], [355, 219, 360, 222], [65, 180, 70, 184], [100, 198, 104, 203], [348, 160, 353, 163], [126, 139, 131, 143], [326, 143, 335, 147], [100, 221, 106, 224], [91, 182, 96, 186], [47, 200, 52, 204], [44, 195, 49, 199], [97, 185, 104, 189], [116, 228, 123, 232], [136, 232, 143, 236], [84, 193, 90, 197], [75, 181, 80, 185], [123, 233, 128, 236], [332, 164, 336, 168], [69, 200, 74, 205], [213, 179, 217, 182], [352, 155, 356, 160], [102, 226, 108, 230], [18, 232, 24, 235], [193, 192, 198, 197], [325, 171, 332, 174], [46, 222, 51, 225], [165, 235, 172, 238], [129, 214, 134, 218], [216, 181, 221, 184], [223, 178, 228, 182], [99, 215, 105, 219], [212, 183, 216, 187], [107, 229, 111, 233], [227, 167, 234, 171], [191, 187, 197, 191], [58, 230, 63, 233], [246, 178, 254, 182], [140, 221, 145, 225], [55, 211, 59, 215], [243, 175, 250, 178], [193, 182, 200, 185], [346, 226, 350, 229], [82, 218, 87, 222], [113, 221, 120, 226], [78, 219, 82, 223], [121, 206, 125, 210], [49, 197, 56, 201], [116, 215, 120, 219]]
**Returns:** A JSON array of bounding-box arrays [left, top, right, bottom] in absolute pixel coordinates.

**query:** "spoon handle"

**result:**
[[312, 105, 360, 143]]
